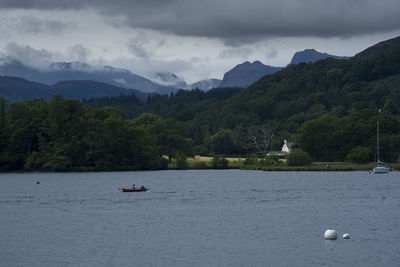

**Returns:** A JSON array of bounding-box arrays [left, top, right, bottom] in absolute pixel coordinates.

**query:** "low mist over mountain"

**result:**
[[0, 48, 350, 100], [218, 61, 283, 88], [150, 72, 187, 88], [0, 58, 178, 95], [290, 49, 349, 65], [187, 79, 223, 91]]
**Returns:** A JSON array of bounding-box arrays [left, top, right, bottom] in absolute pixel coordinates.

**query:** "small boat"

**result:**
[[121, 187, 149, 192], [374, 165, 390, 174], [373, 110, 389, 174]]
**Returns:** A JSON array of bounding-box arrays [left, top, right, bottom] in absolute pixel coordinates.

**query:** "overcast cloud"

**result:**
[[1, 0, 399, 40], [2, 42, 53, 68], [0, 0, 399, 82]]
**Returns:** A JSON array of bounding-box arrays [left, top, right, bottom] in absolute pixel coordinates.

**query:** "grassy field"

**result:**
[[168, 155, 400, 171], [168, 155, 244, 169]]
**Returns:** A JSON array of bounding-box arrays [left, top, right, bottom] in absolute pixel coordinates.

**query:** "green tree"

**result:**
[[149, 118, 192, 162], [345, 146, 373, 164], [175, 153, 188, 170], [286, 149, 312, 166], [211, 129, 237, 155], [296, 114, 336, 161], [212, 154, 228, 169]]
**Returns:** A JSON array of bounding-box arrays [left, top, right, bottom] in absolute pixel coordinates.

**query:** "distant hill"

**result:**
[[66, 35, 400, 161], [51, 80, 151, 101], [356, 36, 400, 57], [82, 36, 400, 126], [0, 76, 52, 101], [218, 61, 283, 88], [0, 58, 179, 95], [205, 37, 400, 133], [0, 76, 148, 101], [290, 49, 348, 65]]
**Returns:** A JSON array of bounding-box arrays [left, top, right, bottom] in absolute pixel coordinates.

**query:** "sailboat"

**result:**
[[373, 110, 390, 174]]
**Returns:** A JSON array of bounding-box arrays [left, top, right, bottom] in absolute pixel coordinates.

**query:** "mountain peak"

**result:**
[[290, 49, 348, 65], [0, 57, 179, 94], [219, 60, 283, 88], [356, 36, 400, 57], [252, 60, 263, 65]]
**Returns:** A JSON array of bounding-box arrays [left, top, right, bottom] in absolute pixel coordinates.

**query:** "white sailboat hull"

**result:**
[[373, 166, 390, 173]]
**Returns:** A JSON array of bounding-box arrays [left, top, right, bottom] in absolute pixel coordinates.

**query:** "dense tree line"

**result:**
[[0, 95, 191, 171], [82, 43, 400, 162], [295, 109, 400, 163], [2, 40, 400, 169], [84, 87, 243, 120]]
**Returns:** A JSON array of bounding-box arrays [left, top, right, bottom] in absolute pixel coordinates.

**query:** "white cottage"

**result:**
[[281, 139, 293, 154]]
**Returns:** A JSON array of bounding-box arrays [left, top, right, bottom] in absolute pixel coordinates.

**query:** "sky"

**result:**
[[0, 0, 399, 84]]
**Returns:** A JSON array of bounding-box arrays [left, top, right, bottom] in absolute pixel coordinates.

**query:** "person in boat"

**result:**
[[132, 184, 136, 190], [140, 185, 146, 190]]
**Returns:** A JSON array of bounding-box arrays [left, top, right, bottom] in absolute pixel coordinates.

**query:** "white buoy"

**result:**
[[324, 229, 338, 240], [343, 233, 350, 239]]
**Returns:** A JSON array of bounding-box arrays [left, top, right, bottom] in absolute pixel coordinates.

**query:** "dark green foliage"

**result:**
[[286, 149, 312, 166], [0, 95, 171, 171], [175, 154, 188, 170], [191, 161, 208, 169], [262, 154, 281, 166], [346, 146, 373, 164], [295, 109, 400, 162], [3, 38, 400, 166], [244, 154, 259, 165], [84, 87, 243, 120], [296, 114, 337, 161], [212, 154, 228, 169], [134, 113, 192, 162], [210, 129, 238, 155], [80, 41, 400, 161], [0, 76, 147, 102]]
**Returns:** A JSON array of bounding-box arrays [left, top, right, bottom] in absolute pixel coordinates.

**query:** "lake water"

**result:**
[[1, 170, 400, 267]]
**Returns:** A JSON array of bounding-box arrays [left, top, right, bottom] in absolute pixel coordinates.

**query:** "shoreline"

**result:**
[[2, 163, 398, 173]]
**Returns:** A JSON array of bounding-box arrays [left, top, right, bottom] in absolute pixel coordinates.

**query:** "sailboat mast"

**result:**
[[373, 108, 389, 173], [377, 118, 379, 163]]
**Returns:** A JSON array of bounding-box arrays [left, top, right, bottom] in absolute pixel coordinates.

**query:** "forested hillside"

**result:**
[[201, 38, 400, 132], [84, 36, 400, 162], [1, 37, 400, 170]]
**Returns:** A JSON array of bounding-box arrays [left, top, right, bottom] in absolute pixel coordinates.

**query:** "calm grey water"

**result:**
[[1, 170, 400, 267]]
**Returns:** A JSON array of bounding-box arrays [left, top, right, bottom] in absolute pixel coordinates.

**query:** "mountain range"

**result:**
[[0, 48, 349, 101], [79, 35, 400, 163], [290, 49, 349, 64], [218, 61, 283, 88], [0, 76, 151, 102], [0, 58, 178, 95]]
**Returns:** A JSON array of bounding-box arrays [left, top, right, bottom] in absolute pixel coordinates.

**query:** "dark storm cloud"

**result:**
[[2, 42, 52, 68], [67, 44, 91, 61], [218, 47, 253, 59], [2, 0, 400, 43], [126, 32, 166, 58], [15, 15, 71, 34]]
